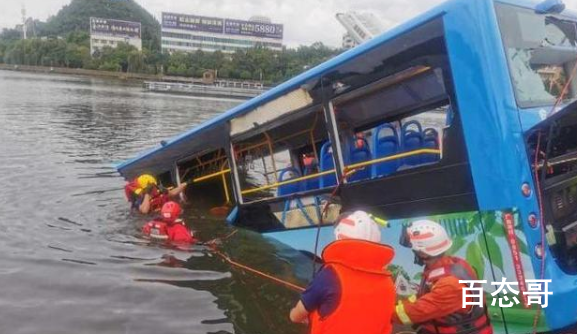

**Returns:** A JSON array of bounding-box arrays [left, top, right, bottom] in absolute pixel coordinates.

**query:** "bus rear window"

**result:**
[[496, 3, 577, 108]]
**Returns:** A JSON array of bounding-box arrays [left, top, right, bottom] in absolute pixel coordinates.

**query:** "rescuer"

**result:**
[[289, 210, 396, 334], [124, 174, 188, 214], [142, 201, 195, 244], [393, 220, 493, 334]]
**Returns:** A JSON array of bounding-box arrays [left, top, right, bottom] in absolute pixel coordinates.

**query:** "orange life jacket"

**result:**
[[142, 219, 194, 243], [418, 256, 492, 334], [309, 239, 396, 334]]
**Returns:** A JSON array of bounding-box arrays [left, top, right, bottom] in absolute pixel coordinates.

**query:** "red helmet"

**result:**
[[161, 201, 181, 222]]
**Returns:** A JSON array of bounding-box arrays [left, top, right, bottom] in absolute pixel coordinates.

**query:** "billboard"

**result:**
[[162, 12, 224, 34], [90, 17, 141, 38], [162, 12, 283, 40], [224, 19, 283, 40]]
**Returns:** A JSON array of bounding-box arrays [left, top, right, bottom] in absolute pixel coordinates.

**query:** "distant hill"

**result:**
[[42, 0, 160, 50]]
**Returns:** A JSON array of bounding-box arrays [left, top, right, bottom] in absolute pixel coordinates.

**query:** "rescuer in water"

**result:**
[[142, 201, 195, 244], [393, 220, 493, 334], [289, 210, 396, 334], [124, 174, 188, 214]]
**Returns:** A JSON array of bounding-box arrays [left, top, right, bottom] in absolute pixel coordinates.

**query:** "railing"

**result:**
[[144, 81, 267, 97], [190, 148, 441, 196]]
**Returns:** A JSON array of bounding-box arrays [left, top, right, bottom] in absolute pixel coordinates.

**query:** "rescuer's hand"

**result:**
[[143, 184, 154, 195]]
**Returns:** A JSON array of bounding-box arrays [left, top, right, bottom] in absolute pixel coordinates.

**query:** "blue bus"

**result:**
[[118, 0, 577, 332]]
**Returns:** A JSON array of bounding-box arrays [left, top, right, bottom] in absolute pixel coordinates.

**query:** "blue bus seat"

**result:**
[[278, 167, 302, 196], [373, 123, 400, 177], [319, 141, 337, 188], [303, 165, 320, 191], [348, 136, 372, 182], [401, 120, 424, 166], [423, 128, 440, 163]]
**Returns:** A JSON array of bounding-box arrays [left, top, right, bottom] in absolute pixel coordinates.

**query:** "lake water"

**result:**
[[0, 71, 310, 334]]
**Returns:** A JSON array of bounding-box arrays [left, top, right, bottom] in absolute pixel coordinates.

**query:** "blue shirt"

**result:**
[[301, 266, 341, 318]]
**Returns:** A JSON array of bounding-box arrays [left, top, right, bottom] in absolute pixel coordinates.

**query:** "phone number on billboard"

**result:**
[[225, 20, 283, 39]]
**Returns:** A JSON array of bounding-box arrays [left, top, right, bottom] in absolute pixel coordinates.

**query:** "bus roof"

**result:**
[[116, 0, 546, 179]]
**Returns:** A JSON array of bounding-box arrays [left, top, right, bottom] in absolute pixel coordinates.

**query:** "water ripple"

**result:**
[[0, 70, 307, 334]]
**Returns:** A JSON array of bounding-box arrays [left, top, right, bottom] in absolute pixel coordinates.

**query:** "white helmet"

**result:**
[[407, 220, 452, 256], [334, 211, 381, 243]]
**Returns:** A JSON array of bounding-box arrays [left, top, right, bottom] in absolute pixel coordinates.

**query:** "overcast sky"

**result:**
[[2, 0, 577, 47]]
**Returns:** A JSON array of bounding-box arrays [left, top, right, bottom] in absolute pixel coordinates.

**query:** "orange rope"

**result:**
[[212, 250, 306, 292], [204, 229, 305, 292]]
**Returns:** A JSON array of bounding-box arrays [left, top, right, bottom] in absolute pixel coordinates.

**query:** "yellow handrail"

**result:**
[[346, 149, 440, 171], [241, 148, 441, 195], [192, 169, 231, 183], [241, 169, 336, 195]]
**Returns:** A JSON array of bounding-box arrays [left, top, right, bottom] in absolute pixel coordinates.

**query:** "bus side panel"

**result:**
[[265, 209, 542, 334], [477, 210, 548, 333]]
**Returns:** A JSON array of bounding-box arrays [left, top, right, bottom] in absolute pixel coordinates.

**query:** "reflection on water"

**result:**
[[0, 71, 309, 334]]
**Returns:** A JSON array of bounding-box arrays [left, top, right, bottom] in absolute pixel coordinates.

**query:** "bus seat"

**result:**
[[348, 136, 372, 182], [423, 128, 440, 163], [320, 141, 337, 188], [401, 120, 424, 166], [303, 165, 320, 191], [373, 123, 400, 177], [278, 167, 302, 196]]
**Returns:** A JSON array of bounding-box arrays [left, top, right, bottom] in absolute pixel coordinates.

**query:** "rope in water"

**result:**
[[211, 249, 305, 292], [204, 229, 305, 292]]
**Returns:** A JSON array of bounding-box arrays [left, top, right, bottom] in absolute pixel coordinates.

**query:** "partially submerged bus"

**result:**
[[117, 0, 577, 332]]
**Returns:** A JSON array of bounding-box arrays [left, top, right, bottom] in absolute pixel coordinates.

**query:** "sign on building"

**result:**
[[161, 12, 284, 40], [90, 17, 142, 55], [224, 19, 283, 40], [162, 13, 224, 34]]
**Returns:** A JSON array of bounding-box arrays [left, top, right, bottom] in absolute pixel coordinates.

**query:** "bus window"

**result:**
[[332, 66, 450, 184], [528, 108, 577, 273], [176, 148, 233, 208], [232, 108, 330, 203], [496, 3, 577, 108], [235, 141, 293, 201]]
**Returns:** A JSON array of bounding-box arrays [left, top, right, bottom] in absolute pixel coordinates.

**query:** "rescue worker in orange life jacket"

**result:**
[[393, 220, 493, 334], [124, 174, 188, 214], [289, 211, 396, 334], [142, 201, 195, 244]]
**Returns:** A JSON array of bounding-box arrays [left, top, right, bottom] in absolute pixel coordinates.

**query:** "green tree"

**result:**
[[42, 0, 160, 51], [127, 50, 144, 73], [0, 28, 21, 41], [98, 61, 121, 72], [66, 30, 89, 47], [95, 42, 137, 72], [65, 43, 90, 68]]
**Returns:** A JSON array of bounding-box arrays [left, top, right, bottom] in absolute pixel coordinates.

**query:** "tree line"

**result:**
[[0, 29, 342, 84]]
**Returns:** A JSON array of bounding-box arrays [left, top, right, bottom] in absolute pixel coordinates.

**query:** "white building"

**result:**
[[342, 33, 357, 49], [90, 17, 142, 55], [161, 12, 283, 54], [336, 11, 385, 49]]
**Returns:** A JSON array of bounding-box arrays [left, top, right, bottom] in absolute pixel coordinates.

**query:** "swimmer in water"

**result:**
[[142, 201, 195, 244], [125, 174, 187, 215]]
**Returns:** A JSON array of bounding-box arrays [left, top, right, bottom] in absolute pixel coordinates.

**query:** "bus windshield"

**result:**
[[496, 3, 577, 108]]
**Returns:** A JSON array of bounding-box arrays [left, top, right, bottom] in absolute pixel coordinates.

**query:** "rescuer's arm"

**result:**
[[290, 300, 309, 324], [168, 182, 188, 197], [393, 276, 465, 325], [138, 193, 152, 214], [290, 267, 339, 324]]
